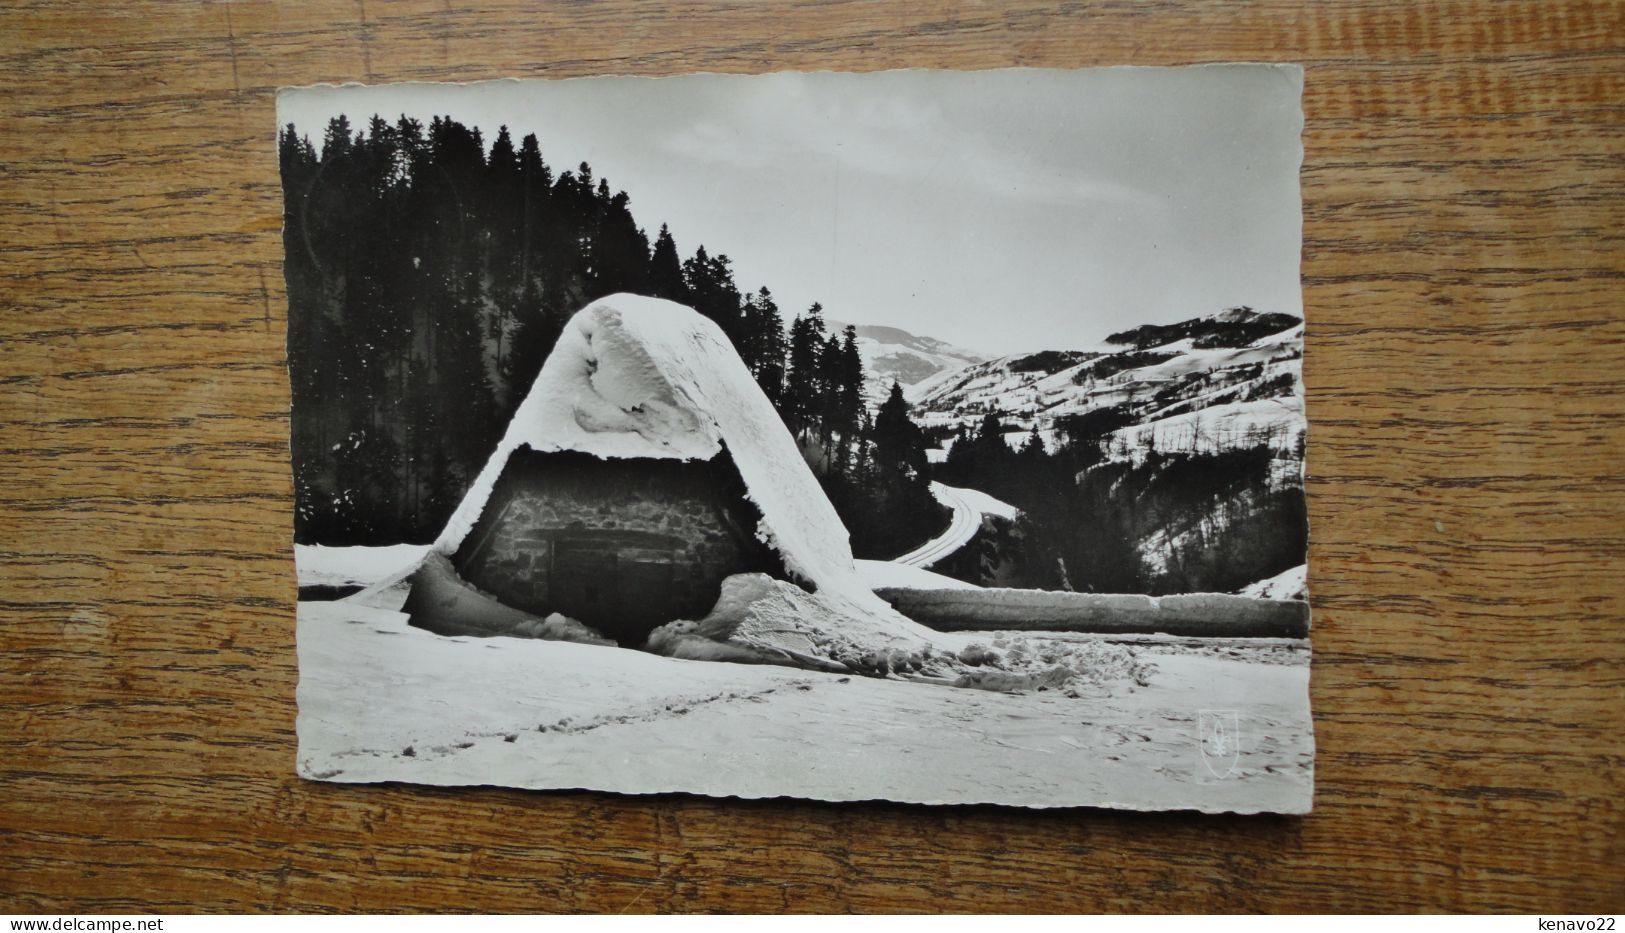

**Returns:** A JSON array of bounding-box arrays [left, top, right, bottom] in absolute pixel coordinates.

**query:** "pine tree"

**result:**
[[481, 126, 525, 400], [785, 303, 827, 439], [837, 325, 865, 442], [517, 133, 550, 187], [648, 224, 687, 303], [699, 251, 743, 343], [589, 188, 651, 299], [817, 331, 844, 452], [507, 134, 551, 363], [487, 125, 520, 187], [974, 410, 1011, 466], [829, 335, 862, 477], [681, 246, 713, 312], [873, 382, 928, 481], [321, 114, 354, 161], [752, 287, 787, 406], [862, 381, 944, 559], [1020, 424, 1046, 461]]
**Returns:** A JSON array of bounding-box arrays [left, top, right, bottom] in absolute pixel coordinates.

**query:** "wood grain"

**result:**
[[2, 0, 1621, 914]]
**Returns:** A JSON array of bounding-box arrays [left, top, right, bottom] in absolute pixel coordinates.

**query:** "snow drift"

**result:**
[[1239, 563, 1308, 600], [295, 544, 430, 589], [874, 587, 1310, 639]]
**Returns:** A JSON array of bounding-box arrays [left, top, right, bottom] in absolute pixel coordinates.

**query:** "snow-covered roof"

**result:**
[[434, 294, 917, 633]]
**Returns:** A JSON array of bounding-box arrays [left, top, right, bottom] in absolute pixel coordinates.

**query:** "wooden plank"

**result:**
[[1, 0, 1621, 914]]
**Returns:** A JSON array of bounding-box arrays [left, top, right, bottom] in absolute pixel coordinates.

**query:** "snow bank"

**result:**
[[1240, 564, 1307, 600], [402, 551, 614, 645], [876, 587, 1310, 639], [651, 574, 1167, 688], [653, 573, 931, 674], [855, 559, 980, 591], [295, 544, 430, 588]]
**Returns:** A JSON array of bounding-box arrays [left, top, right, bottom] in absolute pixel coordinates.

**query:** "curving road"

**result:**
[[892, 482, 984, 568]]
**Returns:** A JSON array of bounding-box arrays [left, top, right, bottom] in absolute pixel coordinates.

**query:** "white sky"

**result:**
[[279, 66, 1303, 356]]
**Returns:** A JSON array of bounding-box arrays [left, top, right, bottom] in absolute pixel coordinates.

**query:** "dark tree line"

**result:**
[[282, 114, 943, 553]]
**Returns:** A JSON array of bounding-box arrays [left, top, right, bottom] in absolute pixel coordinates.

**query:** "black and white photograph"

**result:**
[[282, 66, 1312, 813]]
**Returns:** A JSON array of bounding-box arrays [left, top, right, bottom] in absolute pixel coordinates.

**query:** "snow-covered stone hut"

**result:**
[[440, 449, 779, 644], [410, 293, 931, 654]]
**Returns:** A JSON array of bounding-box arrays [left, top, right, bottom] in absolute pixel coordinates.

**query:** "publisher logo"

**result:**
[[1199, 709, 1241, 779]]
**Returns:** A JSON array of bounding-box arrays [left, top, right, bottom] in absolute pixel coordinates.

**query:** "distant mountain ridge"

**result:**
[[827, 320, 988, 407], [910, 307, 1304, 461], [1104, 306, 1302, 351]]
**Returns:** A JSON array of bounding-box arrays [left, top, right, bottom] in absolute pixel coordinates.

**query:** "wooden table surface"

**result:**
[[2, 0, 1621, 914]]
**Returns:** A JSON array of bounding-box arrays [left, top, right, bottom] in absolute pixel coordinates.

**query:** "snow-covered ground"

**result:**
[[295, 543, 429, 588], [298, 600, 1313, 812], [854, 559, 980, 591], [1240, 564, 1308, 600]]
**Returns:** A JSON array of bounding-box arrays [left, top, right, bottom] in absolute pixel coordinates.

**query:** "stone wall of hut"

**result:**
[[452, 448, 779, 644]]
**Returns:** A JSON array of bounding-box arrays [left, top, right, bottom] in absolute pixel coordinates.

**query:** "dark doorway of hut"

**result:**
[[428, 447, 784, 647]]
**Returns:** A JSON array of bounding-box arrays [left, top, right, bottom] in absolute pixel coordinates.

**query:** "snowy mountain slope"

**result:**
[[828, 320, 988, 407], [911, 308, 1306, 593], [912, 309, 1303, 460], [1106, 397, 1303, 464]]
